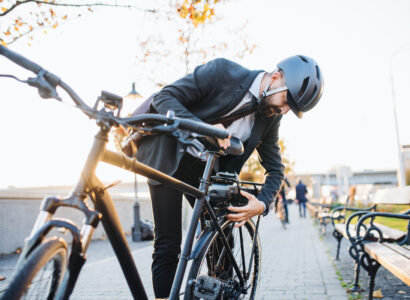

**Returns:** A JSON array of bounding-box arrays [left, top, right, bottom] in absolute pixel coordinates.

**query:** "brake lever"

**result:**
[[174, 131, 206, 154], [27, 70, 61, 101]]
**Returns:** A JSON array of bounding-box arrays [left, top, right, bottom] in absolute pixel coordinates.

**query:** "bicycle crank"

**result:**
[[193, 276, 243, 300]]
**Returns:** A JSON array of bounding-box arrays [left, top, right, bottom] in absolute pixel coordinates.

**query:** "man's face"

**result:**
[[260, 74, 290, 117]]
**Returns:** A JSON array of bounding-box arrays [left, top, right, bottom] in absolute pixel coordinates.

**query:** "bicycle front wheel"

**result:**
[[186, 219, 261, 300], [2, 237, 68, 300]]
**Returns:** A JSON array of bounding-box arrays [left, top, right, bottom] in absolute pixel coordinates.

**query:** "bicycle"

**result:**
[[274, 195, 287, 229], [0, 45, 262, 300], [277, 196, 287, 229]]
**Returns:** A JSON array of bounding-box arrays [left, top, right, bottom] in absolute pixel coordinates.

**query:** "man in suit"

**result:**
[[137, 55, 323, 299]]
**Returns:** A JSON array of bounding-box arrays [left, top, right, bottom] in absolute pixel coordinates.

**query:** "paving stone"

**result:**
[[0, 204, 351, 299]]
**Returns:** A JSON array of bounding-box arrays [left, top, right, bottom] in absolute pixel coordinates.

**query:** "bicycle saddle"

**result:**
[[203, 136, 244, 156]]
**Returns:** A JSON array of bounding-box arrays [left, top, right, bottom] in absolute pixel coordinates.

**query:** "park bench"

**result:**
[[308, 196, 351, 235], [307, 201, 333, 234], [331, 205, 407, 292], [331, 204, 378, 260], [354, 210, 410, 300]]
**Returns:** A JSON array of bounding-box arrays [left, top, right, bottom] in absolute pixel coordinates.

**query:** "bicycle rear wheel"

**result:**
[[2, 237, 68, 300], [185, 219, 261, 300]]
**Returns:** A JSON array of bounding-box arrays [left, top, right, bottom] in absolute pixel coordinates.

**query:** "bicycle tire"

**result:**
[[1, 237, 68, 300], [185, 219, 261, 300]]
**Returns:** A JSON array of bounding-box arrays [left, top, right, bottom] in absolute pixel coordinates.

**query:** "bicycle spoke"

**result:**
[[239, 226, 247, 279]]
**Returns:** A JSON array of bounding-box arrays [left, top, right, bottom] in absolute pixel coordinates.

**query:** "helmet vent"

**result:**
[[316, 65, 320, 80], [312, 86, 317, 97], [299, 55, 308, 63], [299, 77, 309, 97]]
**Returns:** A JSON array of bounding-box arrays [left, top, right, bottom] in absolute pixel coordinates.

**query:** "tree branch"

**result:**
[[0, 1, 157, 17], [1, 1, 35, 17]]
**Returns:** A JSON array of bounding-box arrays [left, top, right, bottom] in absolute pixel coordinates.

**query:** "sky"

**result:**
[[0, 0, 409, 188]]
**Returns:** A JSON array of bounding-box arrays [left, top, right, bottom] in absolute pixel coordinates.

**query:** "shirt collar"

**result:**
[[249, 72, 266, 100]]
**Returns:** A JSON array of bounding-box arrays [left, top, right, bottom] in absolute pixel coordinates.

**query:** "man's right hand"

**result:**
[[213, 123, 231, 149]]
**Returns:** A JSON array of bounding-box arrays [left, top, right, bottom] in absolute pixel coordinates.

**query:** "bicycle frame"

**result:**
[[22, 124, 256, 300]]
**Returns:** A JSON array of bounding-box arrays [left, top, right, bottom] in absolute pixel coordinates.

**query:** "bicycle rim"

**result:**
[[2, 237, 67, 300], [187, 220, 261, 299]]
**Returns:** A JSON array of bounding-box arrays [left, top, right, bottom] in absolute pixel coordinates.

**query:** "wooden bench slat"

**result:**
[[334, 224, 366, 239], [384, 243, 410, 260], [334, 221, 406, 242], [334, 224, 348, 238], [374, 223, 406, 241], [364, 243, 410, 286]]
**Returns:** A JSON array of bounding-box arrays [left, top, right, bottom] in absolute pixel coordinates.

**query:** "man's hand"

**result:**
[[226, 191, 265, 227], [213, 123, 231, 149]]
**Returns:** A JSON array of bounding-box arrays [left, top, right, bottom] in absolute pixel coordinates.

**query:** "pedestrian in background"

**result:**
[[296, 179, 308, 218], [279, 177, 291, 223]]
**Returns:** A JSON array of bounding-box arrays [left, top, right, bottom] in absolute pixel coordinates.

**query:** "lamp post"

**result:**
[[124, 83, 143, 241], [390, 47, 409, 187]]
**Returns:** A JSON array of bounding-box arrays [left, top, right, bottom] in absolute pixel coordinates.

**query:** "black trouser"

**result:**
[[299, 200, 306, 218], [148, 154, 205, 298]]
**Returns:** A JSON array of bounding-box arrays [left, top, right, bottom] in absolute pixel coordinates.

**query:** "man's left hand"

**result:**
[[226, 191, 265, 227]]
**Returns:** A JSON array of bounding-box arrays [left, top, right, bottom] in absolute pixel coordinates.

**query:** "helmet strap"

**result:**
[[261, 81, 288, 99]]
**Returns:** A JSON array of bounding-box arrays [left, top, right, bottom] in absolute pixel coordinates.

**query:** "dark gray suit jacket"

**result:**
[[137, 58, 284, 214]]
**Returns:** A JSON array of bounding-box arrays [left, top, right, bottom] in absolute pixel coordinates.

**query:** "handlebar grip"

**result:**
[[178, 119, 229, 139], [0, 45, 43, 74]]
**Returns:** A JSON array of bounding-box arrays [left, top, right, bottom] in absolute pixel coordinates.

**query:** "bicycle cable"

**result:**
[[0, 74, 28, 83]]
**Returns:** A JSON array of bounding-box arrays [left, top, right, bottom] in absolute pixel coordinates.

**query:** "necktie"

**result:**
[[216, 96, 259, 128]]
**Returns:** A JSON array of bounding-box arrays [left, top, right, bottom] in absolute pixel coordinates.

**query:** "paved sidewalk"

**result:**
[[0, 204, 347, 299]]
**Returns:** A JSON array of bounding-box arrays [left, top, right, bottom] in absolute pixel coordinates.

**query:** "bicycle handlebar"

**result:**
[[121, 114, 229, 139], [0, 45, 43, 74], [0, 45, 230, 140], [179, 118, 229, 139]]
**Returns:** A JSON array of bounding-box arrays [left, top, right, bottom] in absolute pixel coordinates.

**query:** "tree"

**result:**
[[130, 4, 255, 94], [0, 0, 222, 45], [110, 0, 248, 151], [239, 138, 295, 182]]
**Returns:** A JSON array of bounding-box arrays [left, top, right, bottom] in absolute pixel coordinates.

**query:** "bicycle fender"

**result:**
[[189, 227, 214, 260], [189, 219, 231, 260]]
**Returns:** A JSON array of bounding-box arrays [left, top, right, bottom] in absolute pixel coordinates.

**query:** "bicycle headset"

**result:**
[[261, 55, 324, 119]]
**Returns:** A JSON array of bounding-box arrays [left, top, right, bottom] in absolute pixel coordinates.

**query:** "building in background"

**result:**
[[401, 145, 410, 186]]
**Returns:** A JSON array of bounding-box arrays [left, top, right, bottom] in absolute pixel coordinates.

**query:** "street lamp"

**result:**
[[126, 83, 143, 101], [124, 83, 143, 241], [390, 47, 409, 187]]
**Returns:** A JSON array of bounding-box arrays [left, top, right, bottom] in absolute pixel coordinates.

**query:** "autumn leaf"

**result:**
[[14, 26, 19, 31], [1, 40, 6, 46], [204, 3, 210, 13], [373, 289, 383, 298], [1, 7, 7, 12]]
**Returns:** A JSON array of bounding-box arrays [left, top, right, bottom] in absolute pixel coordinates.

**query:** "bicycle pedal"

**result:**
[[193, 276, 222, 300]]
